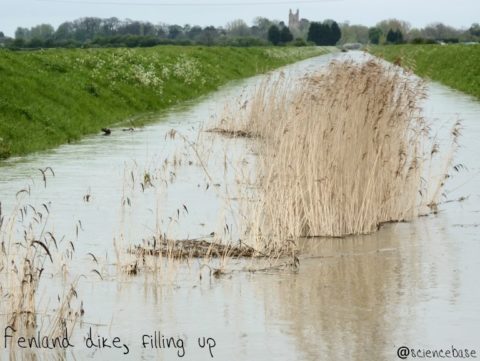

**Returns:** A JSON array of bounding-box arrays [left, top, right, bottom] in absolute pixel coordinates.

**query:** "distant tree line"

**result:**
[[1, 16, 479, 49], [340, 19, 480, 46], [0, 17, 311, 49], [0, 16, 340, 49]]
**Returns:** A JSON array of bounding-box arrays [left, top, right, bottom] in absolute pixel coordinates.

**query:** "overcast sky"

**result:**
[[1, 0, 478, 36]]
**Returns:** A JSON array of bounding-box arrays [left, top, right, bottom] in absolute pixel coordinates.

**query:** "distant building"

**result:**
[[288, 9, 310, 39], [289, 9, 300, 32]]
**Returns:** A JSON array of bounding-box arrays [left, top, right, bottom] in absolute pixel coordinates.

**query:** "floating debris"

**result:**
[[206, 128, 257, 138], [128, 238, 261, 259]]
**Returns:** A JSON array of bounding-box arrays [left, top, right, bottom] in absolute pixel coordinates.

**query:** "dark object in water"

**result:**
[[122, 127, 135, 132], [101, 128, 111, 136]]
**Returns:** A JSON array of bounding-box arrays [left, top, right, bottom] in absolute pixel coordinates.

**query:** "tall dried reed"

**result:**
[[217, 59, 439, 251], [0, 182, 82, 350]]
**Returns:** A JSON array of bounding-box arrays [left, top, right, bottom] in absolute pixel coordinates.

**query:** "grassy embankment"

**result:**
[[0, 46, 331, 159], [370, 44, 480, 99]]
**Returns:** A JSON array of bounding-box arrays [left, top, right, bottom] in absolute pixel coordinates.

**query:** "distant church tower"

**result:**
[[288, 9, 300, 31]]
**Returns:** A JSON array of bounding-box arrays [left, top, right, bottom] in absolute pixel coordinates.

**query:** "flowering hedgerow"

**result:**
[[70, 49, 206, 95]]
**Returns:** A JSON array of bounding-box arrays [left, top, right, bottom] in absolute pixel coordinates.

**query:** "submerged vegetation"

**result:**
[[0, 46, 330, 159], [370, 44, 480, 99]]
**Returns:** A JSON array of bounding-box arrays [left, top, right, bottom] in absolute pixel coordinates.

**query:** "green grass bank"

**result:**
[[369, 44, 480, 99], [0, 46, 331, 159]]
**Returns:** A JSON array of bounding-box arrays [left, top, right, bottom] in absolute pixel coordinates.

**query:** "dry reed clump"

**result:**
[[0, 183, 82, 350], [221, 59, 442, 250]]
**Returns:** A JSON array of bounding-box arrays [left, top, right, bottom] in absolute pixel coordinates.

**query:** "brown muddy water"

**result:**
[[0, 52, 479, 360]]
